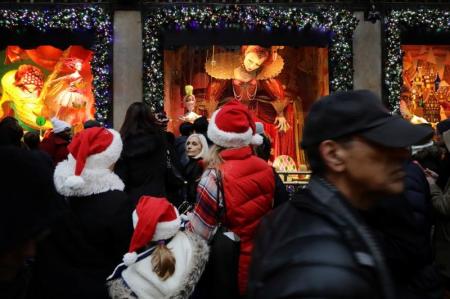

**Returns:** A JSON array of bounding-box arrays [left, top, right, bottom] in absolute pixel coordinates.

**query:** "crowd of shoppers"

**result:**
[[4, 90, 450, 299]]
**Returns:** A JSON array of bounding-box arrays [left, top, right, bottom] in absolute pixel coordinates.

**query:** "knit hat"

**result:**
[[123, 196, 181, 266], [207, 99, 262, 148], [63, 127, 122, 190], [51, 117, 71, 134]]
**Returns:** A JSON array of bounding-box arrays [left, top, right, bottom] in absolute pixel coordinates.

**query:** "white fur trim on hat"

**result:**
[[251, 134, 263, 146], [152, 208, 181, 241], [207, 109, 254, 148], [131, 205, 181, 241], [83, 129, 122, 171], [64, 175, 85, 190], [53, 129, 125, 197]]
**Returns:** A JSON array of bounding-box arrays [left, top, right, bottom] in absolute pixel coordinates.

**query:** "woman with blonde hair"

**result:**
[[107, 196, 208, 299], [189, 99, 275, 298]]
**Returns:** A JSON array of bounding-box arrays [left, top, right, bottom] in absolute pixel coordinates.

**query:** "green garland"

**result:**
[[143, 5, 358, 111], [0, 6, 112, 125], [385, 9, 450, 112]]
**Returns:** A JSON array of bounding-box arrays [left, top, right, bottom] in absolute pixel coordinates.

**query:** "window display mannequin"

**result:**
[[179, 85, 201, 123], [0, 65, 51, 131], [205, 45, 297, 163], [46, 58, 89, 124], [48, 58, 87, 109]]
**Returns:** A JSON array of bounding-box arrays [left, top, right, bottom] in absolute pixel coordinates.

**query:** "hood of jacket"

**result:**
[[121, 133, 163, 159]]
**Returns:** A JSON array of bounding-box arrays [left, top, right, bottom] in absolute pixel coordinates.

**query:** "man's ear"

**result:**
[[319, 140, 347, 173]]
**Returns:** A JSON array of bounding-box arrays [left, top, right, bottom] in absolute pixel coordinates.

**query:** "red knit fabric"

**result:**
[[68, 127, 113, 176], [219, 147, 275, 294]]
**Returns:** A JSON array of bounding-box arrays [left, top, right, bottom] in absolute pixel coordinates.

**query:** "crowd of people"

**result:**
[[3, 90, 450, 299]]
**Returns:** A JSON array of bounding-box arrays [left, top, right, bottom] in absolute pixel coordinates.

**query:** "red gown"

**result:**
[[206, 77, 297, 165]]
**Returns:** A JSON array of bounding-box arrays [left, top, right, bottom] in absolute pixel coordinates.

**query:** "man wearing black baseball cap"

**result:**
[[248, 90, 433, 299]]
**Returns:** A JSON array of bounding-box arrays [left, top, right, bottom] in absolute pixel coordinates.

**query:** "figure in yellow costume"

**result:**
[[179, 85, 201, 123], [0, 64, 51, 131]]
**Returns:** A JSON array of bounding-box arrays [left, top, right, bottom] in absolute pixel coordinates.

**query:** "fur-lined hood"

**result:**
[[54, 157, 125, 197]]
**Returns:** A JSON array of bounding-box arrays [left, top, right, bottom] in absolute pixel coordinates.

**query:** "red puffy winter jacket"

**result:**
[[219, 146, 275, 294]]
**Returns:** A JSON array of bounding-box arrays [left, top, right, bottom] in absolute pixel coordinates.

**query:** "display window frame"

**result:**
[[384, 8, 450, 115], [142, 5, 358, 112]]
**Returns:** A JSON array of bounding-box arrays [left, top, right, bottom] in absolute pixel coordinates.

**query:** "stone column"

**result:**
[[113, 11, 142, 129], [352, 11, 382, 98]]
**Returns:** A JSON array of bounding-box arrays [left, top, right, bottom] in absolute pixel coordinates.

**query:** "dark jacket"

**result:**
[[115, 132, 167, 206], [174, 135, 189, 168], [248, 176, 395, 299], [183, 158, 204, 205], [364, 161, 441, 299], [39, 132, 70, 166], [29, 191, 133, 299]]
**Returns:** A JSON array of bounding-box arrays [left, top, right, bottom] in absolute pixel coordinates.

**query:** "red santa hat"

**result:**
[[123, 196, 181, 266], [207, 99, 263, 148], [63, 127, 122, 189]]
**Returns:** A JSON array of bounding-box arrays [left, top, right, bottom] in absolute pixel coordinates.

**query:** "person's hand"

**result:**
[[274, 115, 290, 132], [424, 168, 439, 185]]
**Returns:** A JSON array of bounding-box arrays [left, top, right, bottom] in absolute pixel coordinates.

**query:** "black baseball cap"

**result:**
[[301, 90, 434, 149]]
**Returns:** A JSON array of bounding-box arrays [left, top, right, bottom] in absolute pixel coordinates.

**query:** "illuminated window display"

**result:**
[[164, 45, 329, 167], [401, 45, 450, 124], [0, 45, 95, 131]]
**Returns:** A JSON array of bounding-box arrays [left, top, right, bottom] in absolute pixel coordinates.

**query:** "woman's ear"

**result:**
[[319, 140, 347, 173]]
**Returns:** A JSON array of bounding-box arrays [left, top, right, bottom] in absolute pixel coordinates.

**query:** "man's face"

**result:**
[[341, 136, 409, 196]]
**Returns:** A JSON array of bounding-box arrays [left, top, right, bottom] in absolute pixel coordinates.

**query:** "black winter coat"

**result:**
[[28, 191, 133, 299], [248, 176, 394, 299], [364, 161, 442, 299], [115, 132, 167, 206]]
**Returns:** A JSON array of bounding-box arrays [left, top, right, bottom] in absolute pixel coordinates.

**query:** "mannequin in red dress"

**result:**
[[205, 45, 297, 163]]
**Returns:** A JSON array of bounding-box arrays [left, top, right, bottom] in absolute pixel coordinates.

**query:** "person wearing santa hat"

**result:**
[[107, 196, 209, 299], [33, 127, 133, 299], [188, 99, 275, 297]]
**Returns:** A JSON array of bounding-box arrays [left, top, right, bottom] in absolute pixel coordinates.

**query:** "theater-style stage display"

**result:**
[[0, 45, 95, 131], [0, 7, 112, 131], [144, 6, 358, 176], [385, 9, 450, 124], [400, 45, 450, 124], [164, 45, 329, 167]]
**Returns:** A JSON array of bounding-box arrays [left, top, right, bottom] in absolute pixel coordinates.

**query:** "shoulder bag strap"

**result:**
[[215, 169, 226, 224]]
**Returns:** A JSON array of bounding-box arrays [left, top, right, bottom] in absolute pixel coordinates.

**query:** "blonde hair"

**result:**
[[205, 144, 225, 169], [151, 243, 176, 281], [187, 133, 209, 160]]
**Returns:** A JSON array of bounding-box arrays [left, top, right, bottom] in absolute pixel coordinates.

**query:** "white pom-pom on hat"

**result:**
[[123, 252, 138, 266]]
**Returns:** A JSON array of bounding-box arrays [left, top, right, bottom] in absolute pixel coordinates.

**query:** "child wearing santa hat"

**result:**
[[38, 127, 133, 299], [107, 196, 209, 299]]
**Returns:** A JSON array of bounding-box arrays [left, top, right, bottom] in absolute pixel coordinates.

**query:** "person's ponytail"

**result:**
[[151, 243, 176, 280]]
